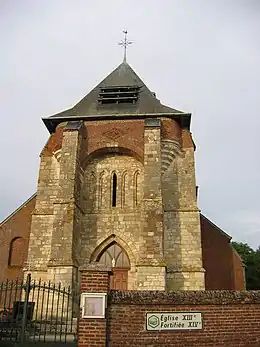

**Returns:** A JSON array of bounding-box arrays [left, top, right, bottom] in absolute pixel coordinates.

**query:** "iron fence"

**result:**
[[0, 274, 79, 345]]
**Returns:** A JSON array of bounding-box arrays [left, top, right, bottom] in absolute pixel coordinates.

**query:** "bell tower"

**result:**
[[26, 58, 205, 291]]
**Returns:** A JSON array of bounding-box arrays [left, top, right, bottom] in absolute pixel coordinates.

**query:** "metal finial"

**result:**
[[118, 30, 133, 62]]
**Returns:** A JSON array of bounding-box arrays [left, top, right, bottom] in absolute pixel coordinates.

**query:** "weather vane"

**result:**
[[118, 30, 133, 62]]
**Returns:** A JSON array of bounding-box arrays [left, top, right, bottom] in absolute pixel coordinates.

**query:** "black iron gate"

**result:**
[[0, 274, 79, 346]]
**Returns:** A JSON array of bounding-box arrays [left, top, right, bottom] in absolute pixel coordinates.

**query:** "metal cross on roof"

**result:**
[[118, 30, 133, 62]]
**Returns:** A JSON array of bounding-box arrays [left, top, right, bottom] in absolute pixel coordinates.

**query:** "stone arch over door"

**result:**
[[90, 236, 134, 290], [97, 242, 130, 290], [98, 242, 130, 267], [90, 234, 137, 266]]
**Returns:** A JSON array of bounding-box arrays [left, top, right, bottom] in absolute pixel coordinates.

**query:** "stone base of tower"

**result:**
[[47, 265, 79, 288], [24, 265, 79, 289], [136, 265, 166, 290], [166, 269, 205, 290], [23, 270, 49, 284]]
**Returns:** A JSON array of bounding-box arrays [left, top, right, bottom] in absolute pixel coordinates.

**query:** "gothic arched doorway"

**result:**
[[97, 242, 130, 290]]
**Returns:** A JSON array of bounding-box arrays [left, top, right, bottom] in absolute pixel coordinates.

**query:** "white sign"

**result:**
[[146, 312, 203, 331], [81, 293, 107, 318]]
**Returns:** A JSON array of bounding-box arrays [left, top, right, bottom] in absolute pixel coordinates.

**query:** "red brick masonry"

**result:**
[[78, 268, 260, 347], [108, 290, 260, 347], [78, 266, 111, 347]]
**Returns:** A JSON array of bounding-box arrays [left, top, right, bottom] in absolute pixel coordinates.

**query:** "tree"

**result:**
[[232, 242, 260, 290]]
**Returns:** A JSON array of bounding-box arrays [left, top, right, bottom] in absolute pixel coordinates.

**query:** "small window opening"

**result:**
[[112, 173, 117, 207], [133, 171, 140, 207], [98, 86, 140, 105]]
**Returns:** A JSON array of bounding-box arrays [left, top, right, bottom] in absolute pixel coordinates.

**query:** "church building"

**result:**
[[0, 58, 245, 291]]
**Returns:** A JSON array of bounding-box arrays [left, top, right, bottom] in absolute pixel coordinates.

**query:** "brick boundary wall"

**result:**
[[79, 267, 260, 347], [108, 291, 260, 347]]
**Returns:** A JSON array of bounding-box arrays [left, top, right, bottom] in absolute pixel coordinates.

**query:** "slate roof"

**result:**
[[52, 61, 182, 117], [43, 61, 190, 133]]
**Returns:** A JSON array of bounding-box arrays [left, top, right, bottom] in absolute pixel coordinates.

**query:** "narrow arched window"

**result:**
[[88, 172, 96, 210], [112, 173, 117, 207], [122, 172, 127, 207], [133, 171, 140, 207], [99, 171, 105, 208]]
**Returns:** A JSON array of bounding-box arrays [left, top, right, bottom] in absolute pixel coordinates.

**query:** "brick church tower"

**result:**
[[25, 60, 205, 291]]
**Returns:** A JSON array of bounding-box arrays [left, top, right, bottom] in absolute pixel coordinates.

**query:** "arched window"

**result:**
[[89, 172, 96, 210], [8, 237, 25, 267], [99, 171, 105, 208], [98, 242, 130, 268], [133, 171, 140, 207], [121, 172, 127, 207], [112, 173, 117, 207]]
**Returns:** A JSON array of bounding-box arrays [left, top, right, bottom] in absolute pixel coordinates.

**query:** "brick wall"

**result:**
[[232, 247, 246, 290], [78, 269, 260, 347], [78, 266, 111, 347], [108, 291, 260, 347], [161, 118, 181, 140], [85, 120, 144, 161], [201, 214, 245, 290], [0, 195, 36, 282]]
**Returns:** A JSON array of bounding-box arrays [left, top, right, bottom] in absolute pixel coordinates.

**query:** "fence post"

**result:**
[[20, 273, 31, 345]]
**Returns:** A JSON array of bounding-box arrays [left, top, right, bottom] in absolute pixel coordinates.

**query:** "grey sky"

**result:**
[[0, 0, 259, 247]]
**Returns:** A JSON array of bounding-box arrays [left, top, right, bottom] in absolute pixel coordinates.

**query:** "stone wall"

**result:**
[[25, 121, 86, 287], [80, 154, 143, 290], [162, 123, 204, 290], [0, 190, 245, 291], [2, 116, 241, 292], [137, 119, 165, 290], [26, 127, 62, 281]]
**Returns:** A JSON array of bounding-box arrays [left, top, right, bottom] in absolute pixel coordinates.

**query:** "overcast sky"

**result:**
[[0, 0, 259, 248]]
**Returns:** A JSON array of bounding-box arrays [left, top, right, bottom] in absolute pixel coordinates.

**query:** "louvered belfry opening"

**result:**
[[98, 85, 140, 105]]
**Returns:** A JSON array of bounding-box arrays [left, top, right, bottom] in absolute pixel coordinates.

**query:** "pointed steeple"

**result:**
[[48, 61, 182, 119], [43, 60, 191, 133]]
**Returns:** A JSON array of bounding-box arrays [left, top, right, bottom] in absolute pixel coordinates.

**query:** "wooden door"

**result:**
[[110, 268, 128, 290]]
